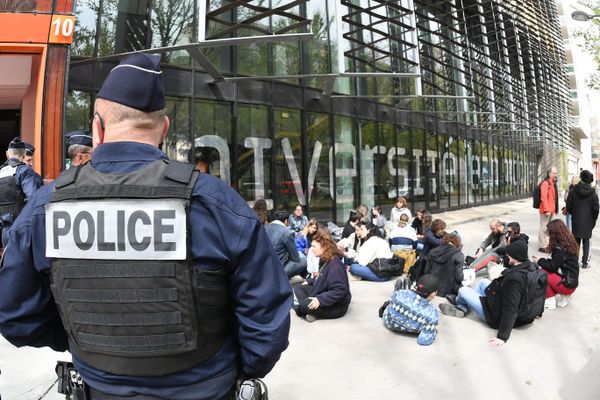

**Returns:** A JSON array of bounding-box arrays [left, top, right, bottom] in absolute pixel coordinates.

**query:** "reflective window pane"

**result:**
[[72, 2, 98, 57], [194, 100, 232, 182], [307, 113, 333, 223], [334, 116, 356, 224], [273, 108, 302, 211], [164, 97, 191, 162]]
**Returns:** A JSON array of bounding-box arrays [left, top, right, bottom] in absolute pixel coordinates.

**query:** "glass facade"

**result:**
[[66, 0, 570, 223]]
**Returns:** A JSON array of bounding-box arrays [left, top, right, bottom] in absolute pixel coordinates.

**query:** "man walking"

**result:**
[[566, 170, 599, 268], [0, 53, 292, 400], [538, 167, 558, 252]]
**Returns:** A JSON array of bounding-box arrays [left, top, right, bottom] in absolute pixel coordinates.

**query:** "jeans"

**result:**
[[456, 279, 489, 321], [284, 258, 307, 279], [349, 263, 391, 282], [566, 213, 572, 231]]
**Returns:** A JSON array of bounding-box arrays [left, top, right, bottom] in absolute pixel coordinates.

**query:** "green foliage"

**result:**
[[574, 1, 600, 90]]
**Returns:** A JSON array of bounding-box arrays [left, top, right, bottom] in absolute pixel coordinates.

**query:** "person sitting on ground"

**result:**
[[341, 209, 362, 239], [532, 219, 579, 309], [475, 218, 507, 256], [389, 213, 417, 252], [288, 204, 309, 233], [370, 205, 387, 237], [495, 222, 529, 266], [416, 213, 432, 254], [295, 218, 319, 257], [381, 274, 440, 346], [422, 218, 446, 256], [411, 208, 427, 236], [390, 196, 412, 224], [467, 218, 508, 270], [440, 240, 539, 347], [252, 198, 269, 225], [348, 222, 395, 282], [293, 228, 351, 322], [266, 210, 308, 279], [358, 204, 369, 222], [424, 232, 465, 297]]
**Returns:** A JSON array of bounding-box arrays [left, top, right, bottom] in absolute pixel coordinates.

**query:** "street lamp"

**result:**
[[572, 10, 600, 21]]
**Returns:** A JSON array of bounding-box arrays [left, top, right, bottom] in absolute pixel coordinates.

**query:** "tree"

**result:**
[[574, 1, 600, 90]]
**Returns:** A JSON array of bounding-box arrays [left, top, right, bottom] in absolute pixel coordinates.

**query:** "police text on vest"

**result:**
[[45, 200, 186, 259]]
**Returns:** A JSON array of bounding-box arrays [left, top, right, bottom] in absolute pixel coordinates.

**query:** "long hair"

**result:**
[[547, 219, 579, 256], [303, 218, 319, 238], [252, 199, 268, 225], [312, 228, 343, 262], [422, 214, 433, 231]]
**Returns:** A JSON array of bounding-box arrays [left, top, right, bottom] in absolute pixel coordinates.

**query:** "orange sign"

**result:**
[[48, 15, 75, 44]]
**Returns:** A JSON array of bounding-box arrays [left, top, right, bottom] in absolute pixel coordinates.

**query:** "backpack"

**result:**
[[532, 180, 544, 209], [368, 256, 404, 277], [517, 265, 548, 321]]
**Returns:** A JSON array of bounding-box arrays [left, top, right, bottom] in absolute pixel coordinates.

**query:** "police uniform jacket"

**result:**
[[0, 142, 293, 400], [0, 158, 43, 220]]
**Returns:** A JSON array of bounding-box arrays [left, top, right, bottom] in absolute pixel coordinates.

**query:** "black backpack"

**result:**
[[532, 180, 544, 209], [518, 265, 548, 321]]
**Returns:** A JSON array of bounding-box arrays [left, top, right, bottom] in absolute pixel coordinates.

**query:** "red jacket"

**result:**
[[539, 178, 558, 214]]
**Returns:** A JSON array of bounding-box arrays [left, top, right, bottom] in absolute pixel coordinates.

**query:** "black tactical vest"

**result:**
[[0, 159, 26, 223], [48, 159, 229, 376]]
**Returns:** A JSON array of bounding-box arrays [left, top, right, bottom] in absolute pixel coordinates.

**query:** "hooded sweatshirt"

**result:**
[[567, 182, 600, 239], [424, 244, 465, 297]]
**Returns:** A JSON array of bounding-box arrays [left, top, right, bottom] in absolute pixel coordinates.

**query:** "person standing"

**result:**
[[0, 138, 43, 246], [564, 176, 579, 231], [566, 170, 599, 269], [538, 167, 558, 252], [65, 130, 93, 167], [0, 54, 292, 400]]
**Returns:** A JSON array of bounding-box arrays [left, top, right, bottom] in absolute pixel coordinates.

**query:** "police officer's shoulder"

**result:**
[[193, 173, 257, 220], [11, 183, 54, 229]]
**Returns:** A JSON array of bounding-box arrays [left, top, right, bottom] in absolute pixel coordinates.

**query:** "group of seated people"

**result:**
[[255, 198, 583, 349]]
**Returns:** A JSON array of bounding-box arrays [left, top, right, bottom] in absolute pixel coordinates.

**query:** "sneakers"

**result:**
[[439, 303, 465, 318], [582, 263, 590, 269], [305, 314, 318, 322], [544, 296, 556, 310], [555, 293, 573, 308]]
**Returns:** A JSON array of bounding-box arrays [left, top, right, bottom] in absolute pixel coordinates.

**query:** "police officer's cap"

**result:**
[[24, 142, 35, 156], [97, 53, 165, 112], [8, 137, 25, 150], [66, 130, 93, 147]]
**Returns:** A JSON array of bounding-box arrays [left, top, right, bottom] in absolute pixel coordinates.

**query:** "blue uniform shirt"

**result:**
[[0, 142, 293, 400], [0, 159, 43, 222]]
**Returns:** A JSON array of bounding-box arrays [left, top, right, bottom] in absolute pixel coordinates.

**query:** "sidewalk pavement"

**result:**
[[1, 199, 599, 400]]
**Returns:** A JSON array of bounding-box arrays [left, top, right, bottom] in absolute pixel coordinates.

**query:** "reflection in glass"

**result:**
[[0, 0, 51, 12], [334, 116, 356, 224], [307, 113, 333, 223], [164, 97, 191, 162], [379, 123, 399, 217], [98, 0, 151, 57], [194, 100, 232, 182], [359, 120, 378, 208], [72, 1, 99, 57], [449, 137, 459, 207], [426, 132, 440, 209], [151, 0, 195, 66], [273, 108, 302, 211], [237, 105, 271, 206], [412, 129, 426, 212]]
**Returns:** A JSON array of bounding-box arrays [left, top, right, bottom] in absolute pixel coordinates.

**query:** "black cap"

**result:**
[[415, 274, 440, 297], [506, 240, 528, 262], [97, 53, 165, 112], [580, 170, 594, 184], [66, 130, 93, 147], [8, 137, 25, 149], [24, 143, 35, 156]]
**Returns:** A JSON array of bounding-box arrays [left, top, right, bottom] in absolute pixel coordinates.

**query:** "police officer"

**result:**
[[24, 142, 35, 166], [65, 130, 93, 167], [0, 54, 292, 400], [0, 137, 43, 246]]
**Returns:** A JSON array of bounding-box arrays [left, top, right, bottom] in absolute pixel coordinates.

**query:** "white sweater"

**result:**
[[356, 237, 394, 266]]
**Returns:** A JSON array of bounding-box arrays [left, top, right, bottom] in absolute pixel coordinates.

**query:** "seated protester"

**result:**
[[370, 205, 387, 237], [495, 222, 529, 267], [381, 275, 440, 346], [389, 213, 417, 252], [358, 204, 369, 222], [337, 223, 364, 262], [440, 241, 538, 347], [293, 228, 352, 322], [390, 196, 412, 224], [341, 209, 362, 239], [532, 219, 579, 309], [424, 232, 465, 297], [252, 198, 269, 225], [467, 218, 508, 271], [288, 204, 309, 233], [348, 221, 394, 282], [416, 213, 432, 255], [266, 210, 308, 279], [411, 208, 427, 236], [422, 218, 446, 256], [295, 218, 319, 257]]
